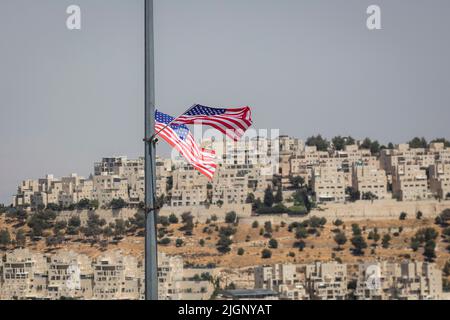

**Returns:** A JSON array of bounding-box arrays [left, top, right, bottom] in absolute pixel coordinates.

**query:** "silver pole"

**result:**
[[144, 0, 158, 301]]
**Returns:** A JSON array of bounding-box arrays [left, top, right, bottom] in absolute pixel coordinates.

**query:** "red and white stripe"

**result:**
[[156, 123, 217, 179], [174, 107, 253, 141]]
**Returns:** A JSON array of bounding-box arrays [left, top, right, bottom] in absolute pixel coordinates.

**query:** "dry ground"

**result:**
[[1, 215, 449, 271]]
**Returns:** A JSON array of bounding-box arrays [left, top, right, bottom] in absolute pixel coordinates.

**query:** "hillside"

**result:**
[[1, 211, 450, 272]]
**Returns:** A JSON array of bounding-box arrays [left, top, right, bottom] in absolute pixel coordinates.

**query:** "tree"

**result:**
[[399, 212, 407, 220], [263, 186, 274, 208], [158, 216, 170, 227], [129, 211, 145, 230], [237, 248, 245, 256], [268, 238, 278, 249], [416, 211, 423, 220], [360, 138, 372, 150], [53, 221, 67, 235], [15, 229, 26, 247], [82, 212, 104, 240], [264, 221, 273, 235], [351, 224, 362, 236], [294, 240, 306, 251], [7, 208, 28, 224], [292, 189, 313, 213], [76, 198, 91, 210], [27, 209, 57, 237], [362, 192, 378, 201], [409, 137, 427, 149], [46, 203, 61, 211], [410, 238, 421, 252], [436, 209, 450, 226], [110, 198, 127, 210], [351, 235, 367, 255], [333, 219, 344, 227], [225, 211, 237, 224], [415, 228, 439, 243], [252, 221, 259, 229], [159, 238, 171, 246], [372, 232, 381, 244], [114, 219, 126, 237], [0, 229, 11, 247], [168, 214, 179, 224], [46, 235, 64, 247], [156, 195, 166, 210], [246, 193, 255, 204], [274, 188, 283, 204], [261, 249, 272, 259], [370, 140, 381, 155], [443, 261, 450, 277], [332, 136, 346, 151], [306, 135, 329, 151], [295, 227, 308, 240], [382, 234, 391, 249], [68, 216, 81, 228], [253, 198, 263, 211], [289, 176, 305, 189], [424, 240, 436, 262], [334, 232, 347, 251], [89, 200, 99, 210], [175, 238, 184, 247], [216, 235, 232, 254], [180, 212, 194, 235], [346, 187, 361, 202], [431, 138, 450, 148], [103, 226, 114, 239], [199, 239, 205, 247], [332, 136, 356, 151]]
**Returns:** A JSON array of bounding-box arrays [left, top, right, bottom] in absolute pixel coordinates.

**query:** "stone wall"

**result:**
[[54, 200, 450, 226], [56, 208, 138, 225], [55, 204, 252, 225], [158, 204, 252, 223], [241, 199, 450, 225]]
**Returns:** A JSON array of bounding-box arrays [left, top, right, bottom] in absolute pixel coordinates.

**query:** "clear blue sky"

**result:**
[[1, 0, 449, 204]]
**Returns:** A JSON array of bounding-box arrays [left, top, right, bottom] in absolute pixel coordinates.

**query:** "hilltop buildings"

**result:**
[[253, 261, 443, 301], [355, 261, 443, 300], [0, 249, 213, 300], [11, 137, 450, 210]]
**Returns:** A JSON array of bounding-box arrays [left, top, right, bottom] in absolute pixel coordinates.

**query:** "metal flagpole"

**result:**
[[144, 0, 158, 301]]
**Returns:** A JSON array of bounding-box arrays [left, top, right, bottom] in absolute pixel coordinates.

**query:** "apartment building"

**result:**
[[355, 261, 401, 300], [254, 264, 308, 300], [397, 261, 442, 300], [93, 252, 140, 300], [312, 165, 346, 203], [352, 163, 388, 199], [0, 249, 48, 300], [289, 146, 330, 183], [392, 162, 429, 201], [429, 162, 450, 200], [305, 262, 348, 300], [380, 144, 434, 176], [93, 174, 129, 206], [47, 251, 93, 300], [355, 261, 443, 300], [0, 249, 215, 300]]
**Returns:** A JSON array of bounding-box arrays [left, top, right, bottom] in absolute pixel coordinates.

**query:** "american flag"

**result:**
[[155, 110, 217, 179], [173, 104, 252, 141]]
